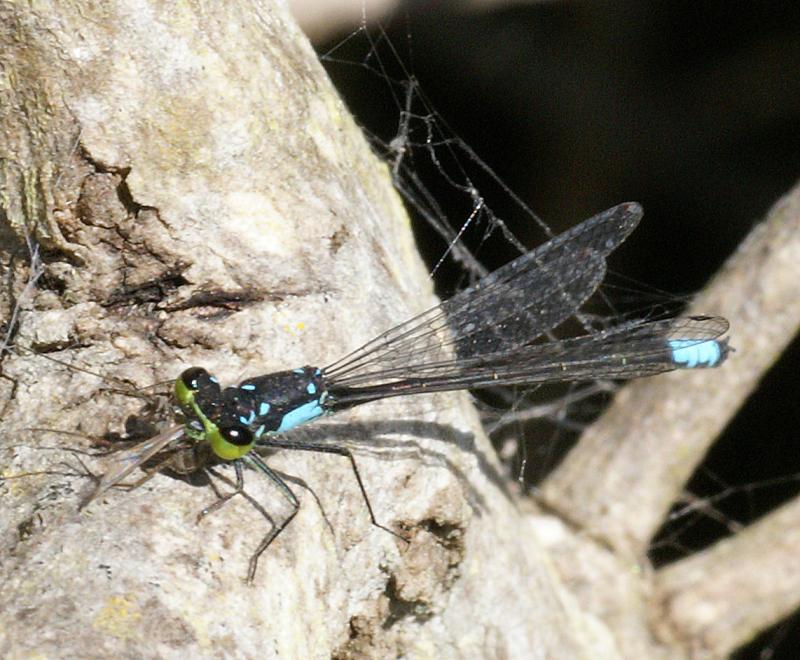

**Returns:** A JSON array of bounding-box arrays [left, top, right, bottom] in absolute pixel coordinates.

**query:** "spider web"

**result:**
[[314, 10, 800, 658], [0, 6, 797, 656]]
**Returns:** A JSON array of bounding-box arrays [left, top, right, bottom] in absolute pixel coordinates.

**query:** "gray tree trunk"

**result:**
[[1, 2, 798, 657]]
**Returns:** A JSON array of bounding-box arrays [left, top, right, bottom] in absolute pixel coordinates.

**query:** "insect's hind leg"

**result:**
[[196, 459, 246, 522], [241, 452, 302, 583], [261, 438, 409, 545]]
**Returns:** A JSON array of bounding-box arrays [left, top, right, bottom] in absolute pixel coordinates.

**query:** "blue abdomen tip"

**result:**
[[669, 339, 723, 368]]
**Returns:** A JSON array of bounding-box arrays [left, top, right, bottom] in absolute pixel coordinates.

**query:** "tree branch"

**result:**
[[540, 182, 800, 557], [1, 1, 600, 656], [4, 2, 797, 657], [654, 496, 800, 656]]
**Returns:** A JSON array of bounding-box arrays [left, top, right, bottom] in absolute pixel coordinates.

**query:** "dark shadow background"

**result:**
[[318, 2, 800, 657]]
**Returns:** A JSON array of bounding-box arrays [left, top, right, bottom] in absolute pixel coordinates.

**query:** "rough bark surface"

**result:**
[[1, 2, 798, 658], [0, 2, 606, 657]]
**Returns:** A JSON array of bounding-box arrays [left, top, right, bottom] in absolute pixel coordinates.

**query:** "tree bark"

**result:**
[[0, 1, 605, 657], [1, 2, 797, 658]]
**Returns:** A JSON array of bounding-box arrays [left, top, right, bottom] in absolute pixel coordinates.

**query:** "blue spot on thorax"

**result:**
[[219, 366, 328, 436]]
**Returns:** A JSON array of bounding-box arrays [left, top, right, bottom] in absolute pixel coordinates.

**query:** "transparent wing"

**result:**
[[325, 203, 643, 386], [326, 316, 729, 407], [80, 426, 186, 507]]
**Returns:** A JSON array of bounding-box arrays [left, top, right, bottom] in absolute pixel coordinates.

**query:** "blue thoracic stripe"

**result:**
[[668, 339, 723, 368], [276, 399, 324, 433]]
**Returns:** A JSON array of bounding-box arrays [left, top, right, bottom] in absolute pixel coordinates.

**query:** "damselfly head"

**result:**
[[174, 367, 255, 460]]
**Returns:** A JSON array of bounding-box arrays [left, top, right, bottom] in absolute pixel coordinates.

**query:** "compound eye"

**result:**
[[175, 367, 220, 408], [219, 425, 253, 447], [180, 367, 211, 392]]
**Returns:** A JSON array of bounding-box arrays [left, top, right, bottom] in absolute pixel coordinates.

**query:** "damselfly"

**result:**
[[83, 202, 730, 581]]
